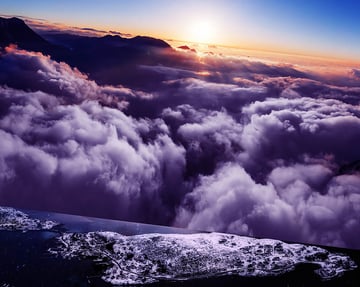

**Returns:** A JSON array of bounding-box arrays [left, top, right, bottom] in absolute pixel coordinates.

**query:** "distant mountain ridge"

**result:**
[[0, 17, 47, 46], [0, 17, 171, 50], [0, 16, 178, 90], [100, 34, 171, 49]]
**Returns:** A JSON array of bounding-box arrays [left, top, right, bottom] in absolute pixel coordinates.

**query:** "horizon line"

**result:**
[[2, 13, 360, 65]]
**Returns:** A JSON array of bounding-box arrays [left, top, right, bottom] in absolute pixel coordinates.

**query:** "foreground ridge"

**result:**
[[50, 231, 358, 285]]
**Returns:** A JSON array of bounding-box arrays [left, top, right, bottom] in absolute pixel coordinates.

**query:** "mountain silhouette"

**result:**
[[0, 17, 48, 49], [0, 16, 70, 59], [42, 33, 171, 51], [130, 36, 171, 49], [178, 45, 197, 53], [0, 16, 171, 51], [0, 17, 189, 91]]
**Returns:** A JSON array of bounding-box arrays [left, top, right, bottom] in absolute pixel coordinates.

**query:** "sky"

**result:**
[[1, 0, 360, 60]]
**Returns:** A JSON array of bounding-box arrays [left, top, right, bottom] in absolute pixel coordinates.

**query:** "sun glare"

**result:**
[[187, 20, 215, 44]]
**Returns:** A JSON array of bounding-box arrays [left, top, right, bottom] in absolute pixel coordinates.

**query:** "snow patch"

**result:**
[[50, 231, 357, 285], [0, 206, 58, 231]]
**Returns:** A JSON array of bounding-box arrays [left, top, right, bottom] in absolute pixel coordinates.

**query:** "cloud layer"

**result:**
[[0, 46, 359, 249]]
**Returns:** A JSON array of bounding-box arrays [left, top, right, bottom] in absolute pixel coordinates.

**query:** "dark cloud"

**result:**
[[351, 68, 360, 79], [1, 45, 360, 249]]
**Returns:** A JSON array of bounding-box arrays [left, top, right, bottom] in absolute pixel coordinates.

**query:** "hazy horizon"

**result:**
[[1, 0, 360, 61], [1, 12, 360, 70]]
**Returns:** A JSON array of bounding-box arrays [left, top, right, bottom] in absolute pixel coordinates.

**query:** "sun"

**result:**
[[187, 20, 216, 44]]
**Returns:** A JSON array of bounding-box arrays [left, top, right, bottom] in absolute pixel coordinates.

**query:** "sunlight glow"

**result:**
[[187, 20, 216, 44]]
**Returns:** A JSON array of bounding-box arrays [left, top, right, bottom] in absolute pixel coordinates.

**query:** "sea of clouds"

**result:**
[[0, 45, 359, 248]]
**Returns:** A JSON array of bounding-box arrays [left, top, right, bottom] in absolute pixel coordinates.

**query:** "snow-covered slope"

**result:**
[[0, 206, 58, 231], [50, 231, 357, 285]]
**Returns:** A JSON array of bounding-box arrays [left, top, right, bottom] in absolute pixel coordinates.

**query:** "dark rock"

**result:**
[[0, 17, 47, 45]]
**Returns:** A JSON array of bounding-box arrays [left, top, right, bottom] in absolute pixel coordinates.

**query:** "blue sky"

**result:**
[[1, 0, 359, 60]]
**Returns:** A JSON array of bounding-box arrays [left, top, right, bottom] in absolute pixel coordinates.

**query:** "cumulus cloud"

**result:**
[[0, 47, 186, 223], [0, 84, 188, 223], [0, 45, 144, 108], [162, 105, 243, 176], [1, 45, 360, 249], [238, 96, 360, 172], [174, 164, 299, 239], [175, 162, 360, 248], [173, 94, 360, 248]]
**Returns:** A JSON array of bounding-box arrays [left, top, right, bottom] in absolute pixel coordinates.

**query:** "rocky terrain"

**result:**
[[50, 231, 358, 285], [0, 206, 58, 231]]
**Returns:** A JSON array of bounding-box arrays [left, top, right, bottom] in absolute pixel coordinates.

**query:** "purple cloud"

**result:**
[[1, 45, 360, 249], [175, 162, 360, 248]]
